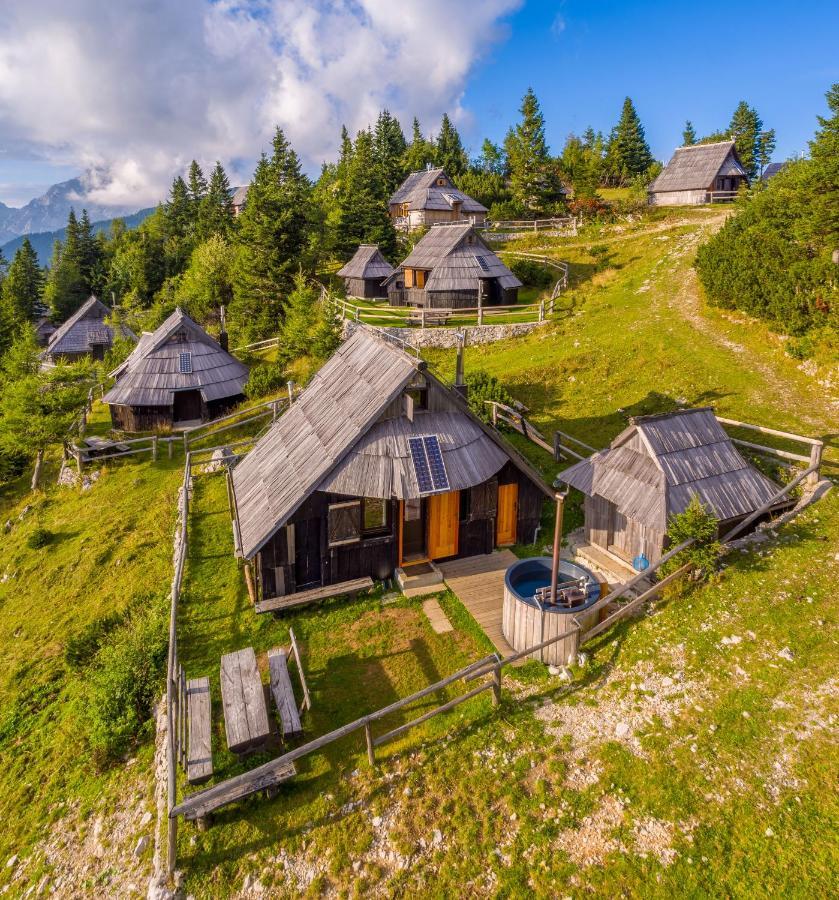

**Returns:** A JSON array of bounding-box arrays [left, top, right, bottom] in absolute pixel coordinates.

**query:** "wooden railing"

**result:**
[[484, 400, 600, 462], [706, 191, 740, 202], [181, 396, 291, 451], [479, 216, 578, 233], [230, 336, 281, 354]]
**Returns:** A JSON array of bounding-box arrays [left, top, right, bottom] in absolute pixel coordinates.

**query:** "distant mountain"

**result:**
[[1, 207, 155, 265], [0, 170, 148, 245]]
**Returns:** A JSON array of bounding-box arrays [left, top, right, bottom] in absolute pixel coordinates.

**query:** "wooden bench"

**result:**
[[186, 677, 213, 785], [219, 647, 271, 754], [255, 576, 374, 614], [268, 649, 303, 739], [406, 311, 450, 326]]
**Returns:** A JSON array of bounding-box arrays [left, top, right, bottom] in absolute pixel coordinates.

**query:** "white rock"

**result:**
[[777, 647, 795, 662], [371, 816, 382, 828], [558, 667, 573, 683], [140, 811, 153, 827], [133, 835, 149, 858], [5, 855, 17, 869], [576, 652, 588, 667], [509, 812, 517, 822], [765, 827, 774, 837], [615, 722, 631, 738], [661, 676, 674, 688], [721, 635, 742, 646], [547, 665, 561, 676], [432, 828, 443, 847]]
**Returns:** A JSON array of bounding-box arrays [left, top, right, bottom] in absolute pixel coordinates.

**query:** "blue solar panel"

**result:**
[[408, 435, 450, 495], [423, 435, 450, 492]]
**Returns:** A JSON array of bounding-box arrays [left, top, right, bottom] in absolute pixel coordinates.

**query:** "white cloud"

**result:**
[[0, 0, 521, 207]]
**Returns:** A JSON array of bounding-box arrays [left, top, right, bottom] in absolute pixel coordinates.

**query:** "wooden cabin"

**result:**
[[559, 408, 782, 571], [231, 327, 552, 603], [35, 317, 56, 347], [103, 307, 249, 431], [389, 167, 488, 231], [336, 245, 395, 299], [230, 185, 248, 217], [384, 224, 521, 310], [649, 141, 749, 205], [760, 162, 787, 182], [43, 296, 136, 363]]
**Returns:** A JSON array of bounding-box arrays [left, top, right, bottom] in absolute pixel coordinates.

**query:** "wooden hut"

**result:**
[[231, 327, 552, 603], [43, 296, 136, 363], [336, 245, 395, 299], [103, 307, 249, 431], [760, 162, 787, 182], [384, 224, 521, 310], [559, 408, 782, 571], [389, 167, 488, 231], [649, 141, 749, 206], [230, 185, 248, 216], [34, 317, 56, 347]]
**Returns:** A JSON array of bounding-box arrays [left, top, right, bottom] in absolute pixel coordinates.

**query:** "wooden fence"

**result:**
[[181, 396, 291, 451], [484, 400, 599, 462], [478, 216, 579, 233]]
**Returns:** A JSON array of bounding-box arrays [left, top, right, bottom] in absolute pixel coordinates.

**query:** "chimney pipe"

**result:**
[[454, 332, 468, 400], [219, 304, 228, 351]]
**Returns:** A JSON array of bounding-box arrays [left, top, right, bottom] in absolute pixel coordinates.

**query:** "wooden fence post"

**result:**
[[183, 432, 189, 454], [75, 449, 83, 475], [539, 300, 544, 322], [491, 403, 498, 428], [168, 439, 174, 460], [364, 721, 376, 767], [807, 442, 823, 489], [478, 297, 483, 326], [553, 432, 563, 462], [491, 666, 502, 706], [152, 435, 158, 462]]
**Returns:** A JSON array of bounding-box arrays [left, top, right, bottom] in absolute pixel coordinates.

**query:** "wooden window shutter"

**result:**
[[328, 501, 361, 547]]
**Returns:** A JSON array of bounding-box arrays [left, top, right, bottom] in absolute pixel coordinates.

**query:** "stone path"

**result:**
[[422, 597, 453, 634]]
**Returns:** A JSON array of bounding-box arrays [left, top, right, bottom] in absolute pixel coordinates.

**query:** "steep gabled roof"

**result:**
[[560, 408, 779, 529], [47, 296, 136, 357], [650, 141, 748, 193], [388, 224, 522, 292], [231, 326, 552, 559], [336, 245, 395, 280], [102, 307, 248, 408], [389, 167, 488, 214], [761, 162, 786, 182]]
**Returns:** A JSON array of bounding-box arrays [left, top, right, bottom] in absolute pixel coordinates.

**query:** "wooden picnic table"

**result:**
[[81, 435, 130, 456], [220, 647, 271, 753]]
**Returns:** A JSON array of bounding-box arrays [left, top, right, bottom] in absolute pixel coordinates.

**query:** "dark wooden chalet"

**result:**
[[389, 167, 487, 231], [649, 141, 749, 205], [43, 296, 136, 363], [336, 245, 395, 299], [231, 327, 552, 603], [384, 224, 521, 310], [35, 317, 56, 347], [103, 307, 249, 431], [559, 408, 782, 571]]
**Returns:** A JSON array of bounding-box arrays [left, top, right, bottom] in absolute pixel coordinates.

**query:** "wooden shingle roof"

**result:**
[[560, 408, 779, 529], [47, 296, 136, 357], [102, 308, 248, 408], [389, 167, 487, 214], [336, 245, 395, 280], [650, 141, 748, 193], [389, 225, 521, 292]]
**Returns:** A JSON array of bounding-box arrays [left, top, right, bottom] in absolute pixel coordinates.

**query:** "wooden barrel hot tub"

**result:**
[[502, 557, 601, 666]]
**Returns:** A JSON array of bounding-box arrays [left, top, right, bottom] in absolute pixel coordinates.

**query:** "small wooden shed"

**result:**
[[649, 141, 749, 205], [103, 307, 249, 431], [336, 245, 395, 299], [231, 327, 552, 603], [384, 224, 521, 310], [43, 296, 136, 363], [559, 408, 781, 570]]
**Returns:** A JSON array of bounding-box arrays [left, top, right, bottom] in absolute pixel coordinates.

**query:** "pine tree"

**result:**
[[757, 129, 777, 176], [231, 128, 313, 337], [682, 120, 697, 146], [44, 212, 88, 321], [402, 118, 436, 173], [435, 113, 469, 176], [475, 139, 505, 175], [2, 238, 44, 325], [77, 209, 102, 292], [504, 88, 563, 213], [373, 110, 408, 195], [807, 83, 839, 241], [606, 97, 653, 184], [334, 129, 397, 259], [187, 160, 208, 208], [197, 162, 234, 240], [728, 101, 764, 180], [165, 176, 193, 240]]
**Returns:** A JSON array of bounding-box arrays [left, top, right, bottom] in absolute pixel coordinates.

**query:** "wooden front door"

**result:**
[[427, 491, 459, 559], [496, 483, 518, 546], [400, 498, 427, 564], [172, 389, 202, 423], [293, 518, 322, 590]]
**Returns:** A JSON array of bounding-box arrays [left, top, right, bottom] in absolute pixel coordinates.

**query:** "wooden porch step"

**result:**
[[255, 577, 374, 614], [268, 648, 303, 739], [186, 677, 213, 785]]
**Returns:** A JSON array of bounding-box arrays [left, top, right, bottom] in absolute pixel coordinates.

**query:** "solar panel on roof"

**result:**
[[408, 435, 449, 495], [179, 352, 193, 374], [475, 255, 490, 272]]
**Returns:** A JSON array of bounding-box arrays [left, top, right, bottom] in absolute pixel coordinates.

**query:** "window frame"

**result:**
[[361, 497, 391, 536], [327, 500, 362, 548]]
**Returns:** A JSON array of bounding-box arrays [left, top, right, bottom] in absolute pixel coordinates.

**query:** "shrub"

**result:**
[[508, 257, 553, 288], [660, 496, 721, 578], [588, 244, 612, 270], [83, 598, 169, 764], [65, 609, 127, 670], [465, 371, 515, 424], [26, 526, 52, 549], [244, 361, 288, 400]]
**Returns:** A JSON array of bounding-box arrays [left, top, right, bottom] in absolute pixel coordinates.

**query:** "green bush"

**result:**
[[508, 257, 553, 288], [64, 609, 128, 670], [83, 598, 169, 764], [465, 371, 515, 424], [244, 361, 288, 400], [660, 496, 721, 578], [26, 526, 53, 549]]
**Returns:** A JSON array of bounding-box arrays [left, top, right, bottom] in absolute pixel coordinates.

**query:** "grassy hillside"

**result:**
[[0, 206, 836, 897]]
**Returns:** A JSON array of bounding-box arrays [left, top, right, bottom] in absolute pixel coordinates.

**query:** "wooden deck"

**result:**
[[437, 551, 521, 663]]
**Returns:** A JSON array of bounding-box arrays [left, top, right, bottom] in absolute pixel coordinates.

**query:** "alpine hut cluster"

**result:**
[[559, 408, 783, 570], [230, 328, 551, 603], [336, 245, 395, 299], [389, 167, 488, 231], [43, 295, 136, 364], [383, 224, 522, 309], [648, 140, 749, 206], [103, 307, 249, 431]]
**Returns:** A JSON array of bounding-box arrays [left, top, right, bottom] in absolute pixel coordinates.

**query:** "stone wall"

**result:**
[[343, 319, 546, 349]]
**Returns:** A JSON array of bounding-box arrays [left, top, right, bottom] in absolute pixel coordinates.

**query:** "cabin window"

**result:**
[[436, 178, 447, 186], [362, 498, 389, 535], [327, 500, 361, 547], [179, 352, 193, 374], [405, 385, 428, 411], [466, 234, 476, 245]]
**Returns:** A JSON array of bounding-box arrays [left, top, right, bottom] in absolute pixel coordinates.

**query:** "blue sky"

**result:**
[[0, 0, 837, 208]]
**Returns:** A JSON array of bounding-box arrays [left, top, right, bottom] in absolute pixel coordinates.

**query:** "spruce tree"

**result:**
[[2, 239, 44, 325], [44, 212, 88, 321], [476, 139, 505, 175], [728, 101, 764, 180], [682, 120, 697, 146], [187, 160, 208, 207], [402, 118, 436, 172], [757, 129, 777, 176], [607, 97, 653, 184], [504, 88, 562, 213], [373, 110, 407, 195], [435, 113, 469, 177], [231, 128, 313, 337], [198, 162, 234, 240], [165, 176, 193, 240], [77, 209, 102, 292], [807, 83, 839, 241]]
